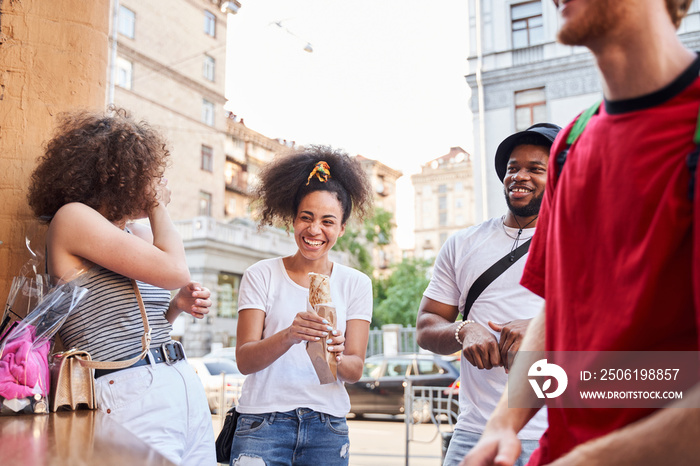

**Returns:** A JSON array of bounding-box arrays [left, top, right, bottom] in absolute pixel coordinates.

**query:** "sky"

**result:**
[[225, 1, 473, 249]]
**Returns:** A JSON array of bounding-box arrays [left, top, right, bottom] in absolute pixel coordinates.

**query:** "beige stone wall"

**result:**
[[0, 1, 110, 304]]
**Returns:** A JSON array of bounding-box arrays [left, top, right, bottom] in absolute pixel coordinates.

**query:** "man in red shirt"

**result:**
[[463, 1, 700, 465]]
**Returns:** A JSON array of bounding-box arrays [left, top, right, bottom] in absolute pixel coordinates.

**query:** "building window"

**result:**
[[515, 88, 546, 131], [203, 55, 216, 82], [439, 212, 448, 227], [439, 232, 448, 246], [422, 201, 433, 228], [375, 174, 386, 195], [455, 182, 463, 192], [438, 195, 447, 211], [116, 57, 133, 90], [118, 6, 135, 39], [217, 273, 242, 318], [438, 184, 447, 194], [455, 198, 464, 209], [225, 159, 247, 193], [511, 1, 544, 49], [201, 145, 213, 172], [202, 99, 215, 126], [204, 10, 216, 37], [199, 191, 212, 216], [225, 198, 236, 216]]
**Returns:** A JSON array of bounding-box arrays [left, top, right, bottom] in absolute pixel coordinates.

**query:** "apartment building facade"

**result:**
[[108, 0, 316, 354], [109, 0, 238, 221], [356, 156, 403, 274], [411, 147, 475, 259], [466, 0, 700, 222]]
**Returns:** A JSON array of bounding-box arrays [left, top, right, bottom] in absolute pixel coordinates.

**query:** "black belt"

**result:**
[[94, 341, 187, 379]]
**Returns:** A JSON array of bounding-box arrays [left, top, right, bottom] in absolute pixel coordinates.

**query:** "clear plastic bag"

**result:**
[[0, 240, 89, 415]]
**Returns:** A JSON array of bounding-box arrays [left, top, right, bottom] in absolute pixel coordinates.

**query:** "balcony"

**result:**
[[174, 217, 349, 263], [512, 44, 544, 66]]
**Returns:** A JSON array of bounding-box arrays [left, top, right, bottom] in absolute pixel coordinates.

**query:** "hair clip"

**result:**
[[306, 161, 331, 185]]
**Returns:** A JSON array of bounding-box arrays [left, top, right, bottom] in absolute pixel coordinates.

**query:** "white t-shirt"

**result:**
[[423, 217, 547, 439], [236, 257, 373, 418]]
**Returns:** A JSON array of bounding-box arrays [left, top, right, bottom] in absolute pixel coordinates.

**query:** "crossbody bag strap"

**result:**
[[79, 279, 152, 370], [462, 238, 532, 321]]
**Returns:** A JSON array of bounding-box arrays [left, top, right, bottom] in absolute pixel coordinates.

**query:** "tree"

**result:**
[[335, 208, 434, 328], [371, 257, 432, 328], [335, 207, 393, 278]]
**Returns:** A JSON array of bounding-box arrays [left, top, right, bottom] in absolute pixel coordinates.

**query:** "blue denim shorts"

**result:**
[[229, 408, 349, 466]]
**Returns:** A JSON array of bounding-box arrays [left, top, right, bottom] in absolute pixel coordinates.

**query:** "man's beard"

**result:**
[[557, 0, 631, 47], [504, 189, 544, 218]]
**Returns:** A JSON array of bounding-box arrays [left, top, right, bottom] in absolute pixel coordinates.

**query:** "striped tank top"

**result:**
[[59, 266, 173, 362]]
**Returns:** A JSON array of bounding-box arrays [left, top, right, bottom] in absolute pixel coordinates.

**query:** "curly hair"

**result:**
[[28, 107, 170, 223], [254, 145, 373, 229], [666, 0, 693, 28]]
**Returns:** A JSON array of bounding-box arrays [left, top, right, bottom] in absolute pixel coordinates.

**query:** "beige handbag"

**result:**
[[49, 280, 151, 412], [49, 349, 96, 411]]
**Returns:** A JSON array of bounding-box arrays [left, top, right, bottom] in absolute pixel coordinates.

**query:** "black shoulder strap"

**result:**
[[462, 238, 532, 321]]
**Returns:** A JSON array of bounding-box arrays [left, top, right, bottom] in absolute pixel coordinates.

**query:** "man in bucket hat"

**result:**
[[416, 122, 561, 466]]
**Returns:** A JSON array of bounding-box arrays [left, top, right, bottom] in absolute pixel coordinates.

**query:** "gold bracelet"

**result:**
[[454, 320, 476, 346]]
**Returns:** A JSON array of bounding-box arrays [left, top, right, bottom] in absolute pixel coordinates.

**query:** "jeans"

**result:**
[[443, 429, 539, 466], [229, 408, 350, 466]]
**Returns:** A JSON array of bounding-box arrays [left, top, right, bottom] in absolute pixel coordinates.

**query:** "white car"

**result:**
[[188, 357, 245, 413], [203, 346, 236, 362]]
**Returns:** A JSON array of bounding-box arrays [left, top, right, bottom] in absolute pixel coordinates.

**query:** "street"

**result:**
[[213, 414, 448, 466]]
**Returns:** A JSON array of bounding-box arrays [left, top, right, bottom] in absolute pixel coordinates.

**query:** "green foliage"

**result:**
[[335, 207, 394, 278], [371, 258, 433, 328], [334, 227, 374, 277], [335, 207, 433, 328], [364, 208, 393, 245]]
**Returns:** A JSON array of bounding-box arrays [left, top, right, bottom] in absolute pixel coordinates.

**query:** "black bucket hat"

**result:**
[[494, 123, 562, 181]]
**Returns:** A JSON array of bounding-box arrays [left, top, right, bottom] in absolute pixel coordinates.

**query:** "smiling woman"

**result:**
[[228, 146, 374, 466]]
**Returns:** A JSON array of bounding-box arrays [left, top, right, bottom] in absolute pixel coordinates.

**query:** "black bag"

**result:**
[[215, 407, 239, 463]]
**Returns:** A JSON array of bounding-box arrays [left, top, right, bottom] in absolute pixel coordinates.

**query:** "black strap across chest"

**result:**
[[462, 238, 532, 321]]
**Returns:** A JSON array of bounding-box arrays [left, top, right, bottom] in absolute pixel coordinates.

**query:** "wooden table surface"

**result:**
[[0, 409, 176, 465]]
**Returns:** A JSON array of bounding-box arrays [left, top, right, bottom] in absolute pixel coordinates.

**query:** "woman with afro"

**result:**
[[231, 146, 374, 465], [28, 108, 215, 465]]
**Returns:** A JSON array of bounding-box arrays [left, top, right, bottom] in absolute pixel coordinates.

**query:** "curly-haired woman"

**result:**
[[28, 108, 216, 465], [230, 146, 374, 466]]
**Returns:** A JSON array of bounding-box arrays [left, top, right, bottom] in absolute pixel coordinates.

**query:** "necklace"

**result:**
[[502, 215, 538, 261]]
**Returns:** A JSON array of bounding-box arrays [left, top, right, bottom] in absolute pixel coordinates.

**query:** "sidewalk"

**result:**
[[348, 417, 445, 466]]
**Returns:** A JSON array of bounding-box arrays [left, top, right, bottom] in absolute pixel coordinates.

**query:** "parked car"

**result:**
[[346, 353, 460, 423], [188, 357, 246, 414], [203, 346, 236, 362]]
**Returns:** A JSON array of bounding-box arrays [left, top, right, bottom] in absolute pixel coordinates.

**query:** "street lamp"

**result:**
[[271, 20, 314, 53]]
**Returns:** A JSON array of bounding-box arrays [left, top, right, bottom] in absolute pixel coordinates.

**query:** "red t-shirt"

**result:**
[[521, 56, 700, 464]]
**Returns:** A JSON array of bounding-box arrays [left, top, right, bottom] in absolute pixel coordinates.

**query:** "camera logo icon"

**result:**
[[528, 359, 568, 399]]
